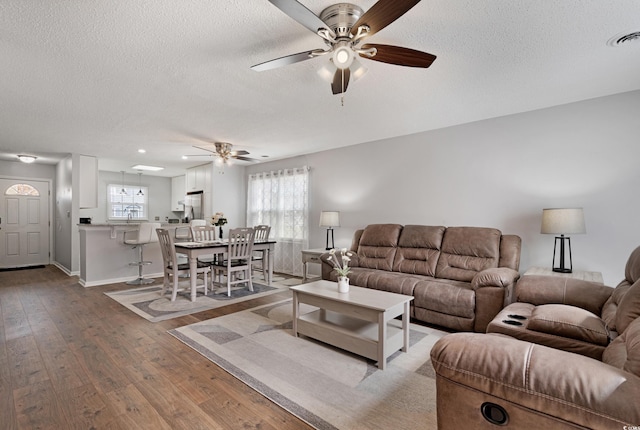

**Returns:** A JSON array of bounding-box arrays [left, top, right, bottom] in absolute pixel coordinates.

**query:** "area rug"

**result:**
[[168, 299, 447, 429], [105, 274, 301, 322]]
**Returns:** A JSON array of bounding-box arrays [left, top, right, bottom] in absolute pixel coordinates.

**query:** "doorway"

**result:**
[[0, 178, 50, 268]]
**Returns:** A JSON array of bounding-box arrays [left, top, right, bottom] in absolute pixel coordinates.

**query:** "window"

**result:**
[[107, 184, 148, 220], [247, 166, 309, 276], [5, 183, 39, 196]]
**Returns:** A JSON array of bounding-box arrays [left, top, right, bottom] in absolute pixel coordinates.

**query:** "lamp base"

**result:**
[[325, 227, 335, 251], [551, 235, 573, 274]]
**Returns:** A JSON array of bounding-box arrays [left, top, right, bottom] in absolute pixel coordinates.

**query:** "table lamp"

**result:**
[[319, 211, 340, 250], [541, 208, 586, 273]]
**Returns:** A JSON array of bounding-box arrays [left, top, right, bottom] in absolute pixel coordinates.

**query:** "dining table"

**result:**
[[174, 239, 276, 301]]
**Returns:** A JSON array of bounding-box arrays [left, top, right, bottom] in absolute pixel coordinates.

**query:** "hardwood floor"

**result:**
[[0, 265, 313, 429]]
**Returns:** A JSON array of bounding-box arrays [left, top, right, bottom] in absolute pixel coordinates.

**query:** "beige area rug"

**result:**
[[105, 274, 301, 322], [168, 298, 447, 429]]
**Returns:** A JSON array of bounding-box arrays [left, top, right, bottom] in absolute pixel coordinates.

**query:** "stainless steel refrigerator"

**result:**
[[184, 191, 203, 222]]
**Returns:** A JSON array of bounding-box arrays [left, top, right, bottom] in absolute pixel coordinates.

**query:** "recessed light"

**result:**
[[17, 155, 37, 163], [182, 155, 188, 160], [131, 164, 164, 171], [138, 149, 146, 153]]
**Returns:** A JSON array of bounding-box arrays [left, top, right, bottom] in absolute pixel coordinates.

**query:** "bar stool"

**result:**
[[124, 222, 161, 285]]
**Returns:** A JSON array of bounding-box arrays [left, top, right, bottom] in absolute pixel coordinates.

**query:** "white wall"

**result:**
[[211, 164, 245, 232], [246, 90, 640, 285], [55, 157, 74, 273], [78, 171, 175, 223]]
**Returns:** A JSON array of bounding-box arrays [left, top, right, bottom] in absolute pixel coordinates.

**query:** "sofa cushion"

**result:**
[[392, 225, 445, 276], [603, 316, 640, 377], [528, 304, 609, 346], [435, 227, 501, 282], [356, 224, 402, 271], [413, 278, 476, 319], [345, 267, 420, 297], [615, 278, 640, 334], [517, 276, 613, 317]]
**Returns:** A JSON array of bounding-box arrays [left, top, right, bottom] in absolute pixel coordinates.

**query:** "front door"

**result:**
[[0, 179, 50, 268]]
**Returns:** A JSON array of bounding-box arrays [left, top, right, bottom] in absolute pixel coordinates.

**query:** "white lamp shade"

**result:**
[[541, 208, 586, 234], [319, 211, 340, 228]]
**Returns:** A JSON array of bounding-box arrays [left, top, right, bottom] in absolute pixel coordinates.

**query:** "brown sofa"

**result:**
[[430, 246, 640, 428], [320, 224, 521, 332], [486, 245, 640, 360]]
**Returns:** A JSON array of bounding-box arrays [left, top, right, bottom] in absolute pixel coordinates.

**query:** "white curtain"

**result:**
[[247, 166, 309, 276]]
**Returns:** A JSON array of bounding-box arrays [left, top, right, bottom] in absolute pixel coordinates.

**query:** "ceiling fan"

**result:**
[[251, 0, 437, 95], [191, 142, 258, 165]]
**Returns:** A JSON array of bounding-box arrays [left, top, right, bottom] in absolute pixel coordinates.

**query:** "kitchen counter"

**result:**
[[78, 223, 187, 287]]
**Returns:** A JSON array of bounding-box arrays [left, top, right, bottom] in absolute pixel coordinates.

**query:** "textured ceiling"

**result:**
[[1, 0, 640, 177]]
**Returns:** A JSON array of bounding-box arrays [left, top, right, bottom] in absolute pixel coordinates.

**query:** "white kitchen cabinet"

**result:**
[[171, 175, 185, 211], [186, 163, 212, 192]]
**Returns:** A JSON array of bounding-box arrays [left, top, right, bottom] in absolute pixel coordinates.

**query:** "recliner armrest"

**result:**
[[471, 267, 520, 290], [516, 275, 613, 316], [430, 332, 640, 427]]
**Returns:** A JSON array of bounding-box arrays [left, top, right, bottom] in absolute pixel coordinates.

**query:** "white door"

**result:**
[[0, 179, 50, 268]]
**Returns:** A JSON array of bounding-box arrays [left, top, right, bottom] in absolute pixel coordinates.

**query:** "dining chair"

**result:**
[[191, 225, 219, 265], [252, 225, 271, 281], [156, 228, 211, 301], [212, 228, 256, 297], [175, 219, 207, 241]]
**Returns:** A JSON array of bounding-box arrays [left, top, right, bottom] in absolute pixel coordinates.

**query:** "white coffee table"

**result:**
[[290, 280, 414, 370]]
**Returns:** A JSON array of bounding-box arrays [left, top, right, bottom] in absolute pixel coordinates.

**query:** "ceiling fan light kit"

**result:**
[[252, 0, 437, 95]]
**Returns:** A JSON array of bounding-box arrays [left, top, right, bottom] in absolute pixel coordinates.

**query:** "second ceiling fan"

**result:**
[[251, 0, 437, 95]]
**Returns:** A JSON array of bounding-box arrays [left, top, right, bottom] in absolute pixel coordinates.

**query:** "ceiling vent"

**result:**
[[608, 31, 640, 47]]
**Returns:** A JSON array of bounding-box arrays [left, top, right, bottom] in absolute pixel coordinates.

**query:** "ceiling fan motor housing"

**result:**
[[320, 3, 363, 38]]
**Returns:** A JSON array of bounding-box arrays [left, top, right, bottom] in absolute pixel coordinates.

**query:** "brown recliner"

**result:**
[[430, 317, 640, 429], [486, 245, 640, 360], [429, 246, 640, 428]]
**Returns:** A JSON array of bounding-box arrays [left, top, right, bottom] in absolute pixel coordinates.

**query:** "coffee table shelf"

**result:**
[[290, 280, 413, 370], [297, 310, 405, 363]]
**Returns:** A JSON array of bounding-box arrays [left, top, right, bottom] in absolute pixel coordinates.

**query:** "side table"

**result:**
[[524, 266, 604, 284], [301, 248, 327, 283]]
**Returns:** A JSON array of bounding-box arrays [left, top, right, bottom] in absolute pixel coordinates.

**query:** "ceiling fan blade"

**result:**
[[360, 44, 436, 68], [193, 145, 216, 153], [232, 150, 250, 156], [268, 0, 330, 35], [331, 68, 351, 95], [350, 0, 421, 37], [233, 156, 258, 162], [251, 49, 318, 71]]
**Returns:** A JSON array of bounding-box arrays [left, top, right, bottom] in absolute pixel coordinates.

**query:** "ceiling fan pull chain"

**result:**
[[341, 69, 345, 106]]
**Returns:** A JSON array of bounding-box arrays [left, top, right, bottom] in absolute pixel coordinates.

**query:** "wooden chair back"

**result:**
[[191, 225, 217, 242], [254, 225, 271, 242]]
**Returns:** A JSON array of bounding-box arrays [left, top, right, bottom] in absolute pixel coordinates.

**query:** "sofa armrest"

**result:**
[[472, 267, 520, 290], [516, 275, 613, 316], [430, 332, 640, 427], [320, 251, 360, 280], [471, 268, 521, 332]]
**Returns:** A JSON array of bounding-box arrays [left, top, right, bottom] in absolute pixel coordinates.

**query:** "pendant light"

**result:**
[[119, 171, 127, 195], [136, 172, 144, 196]]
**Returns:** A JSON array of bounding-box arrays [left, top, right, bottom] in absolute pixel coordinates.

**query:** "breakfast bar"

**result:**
[[78, 223, 187, 287]]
